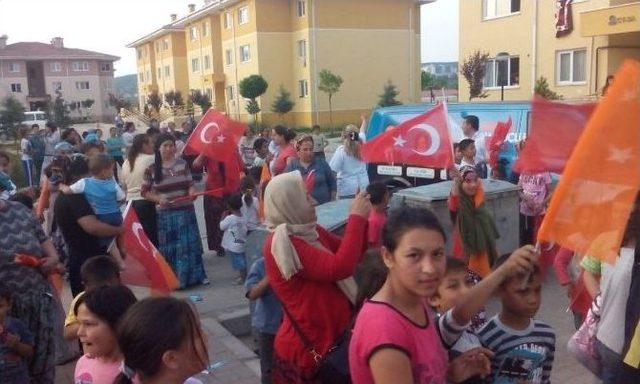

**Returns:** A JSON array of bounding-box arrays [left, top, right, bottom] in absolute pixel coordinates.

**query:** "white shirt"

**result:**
[[220, 213, 248, 253], [240, 196, 260, 231], [122, 131, 135, 149], [329, 145, 369, 198], [469, 130, 487, 165], [21, 138, 32, 161]]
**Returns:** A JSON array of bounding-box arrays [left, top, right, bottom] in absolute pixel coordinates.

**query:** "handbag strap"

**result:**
[[280, 301, 324, 363]]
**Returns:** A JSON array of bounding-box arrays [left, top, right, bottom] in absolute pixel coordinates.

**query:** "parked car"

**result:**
[[21, 111, 48, 128], [365, 101, 532, 188]]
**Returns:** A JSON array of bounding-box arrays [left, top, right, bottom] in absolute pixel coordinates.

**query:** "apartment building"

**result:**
[[0, 35, 119, 121], [459, 0, 640, 102], [128, 0, 429, 127]]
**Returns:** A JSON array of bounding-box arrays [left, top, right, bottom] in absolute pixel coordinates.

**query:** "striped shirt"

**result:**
[[141, 158, 194, 210], [476, 315, 555, 384]]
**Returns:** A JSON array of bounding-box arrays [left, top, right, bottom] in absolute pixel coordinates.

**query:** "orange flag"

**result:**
[[537, 60, 640, 264], [120, 202, 179, 293]]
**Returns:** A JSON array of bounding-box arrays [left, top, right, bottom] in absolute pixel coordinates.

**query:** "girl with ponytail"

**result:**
[[114, 297, 208, 384]]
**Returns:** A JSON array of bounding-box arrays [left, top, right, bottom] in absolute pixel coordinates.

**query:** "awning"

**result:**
[[580, 2, 640, 37]]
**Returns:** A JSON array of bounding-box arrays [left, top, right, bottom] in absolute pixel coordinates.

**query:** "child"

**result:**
[[64, 255, 121, 341], [250, 138, 270, 182], [240, 176, 260, 232], [311, 125, 328, 159], [115, 297, 208, 384], [74, 285, 138, 384], [457, 139, 476, 170], [20, 125, 35, 187], [0, 285, 34, 384], [245, 257, 282, 384], [453, 143, 463, 165], [518, 171, 553, 246], [365, 182, 389, 248], [220, 194, 248, 284], [60, 153, 125, 266], [0, 151, 17, 200], [349, 207, 492, 384], [476, 254, 556, 384]]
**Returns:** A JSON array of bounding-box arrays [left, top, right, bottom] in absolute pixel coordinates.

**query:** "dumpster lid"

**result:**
[[316, 198, 353, 231], [393, 179, 519, 202]]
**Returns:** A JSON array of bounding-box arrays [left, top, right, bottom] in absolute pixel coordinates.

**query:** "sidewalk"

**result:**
[[55, 196, 260, 383]]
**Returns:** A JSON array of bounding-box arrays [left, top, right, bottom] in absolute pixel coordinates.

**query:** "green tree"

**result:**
[[108, 93, 132, 112], [146, 92, 162, 113], [239, 75, 269, 122], [81, 99, 95, 109], [52, 91, 72, 128], [378, 80, 402, 108], [421, 71, 437, 90], [189, 90, 212, 114], [0, 96, 26, 140], [317, 69, 343, 131], [164, 91, 184, 107], [534, 77, 562, 100], [271, 85, 295, 121], [461, 50, 489, 100]]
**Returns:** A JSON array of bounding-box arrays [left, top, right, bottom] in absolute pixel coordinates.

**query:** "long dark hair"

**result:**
[[153, 133, 176, 183], [240, 176, 256, 207], [114, 297, 208, 384], [74, 285, 137, 332], [274, 125, 295, 144], [382, 206, 446, 252], [128, 134, 149, 172]]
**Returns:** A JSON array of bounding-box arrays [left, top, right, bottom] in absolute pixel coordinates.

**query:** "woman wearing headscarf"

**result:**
[[329, 124, 369, 199], [448, 166, 499, 279], [262, 171, 371, 383], [141, 133, 208, 288]]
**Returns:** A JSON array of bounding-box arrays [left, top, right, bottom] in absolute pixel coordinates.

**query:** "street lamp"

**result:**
[[496, 52, 509, 101]]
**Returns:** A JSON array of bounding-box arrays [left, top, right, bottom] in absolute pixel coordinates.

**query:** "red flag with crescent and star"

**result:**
[[184, 109, 247, 161], [361, 103, 455, 169], [119, 202, 179, 293]]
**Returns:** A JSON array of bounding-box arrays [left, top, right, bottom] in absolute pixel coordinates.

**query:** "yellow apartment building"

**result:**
[[459, 0, 640, 102], [128, 0, 429, 127]]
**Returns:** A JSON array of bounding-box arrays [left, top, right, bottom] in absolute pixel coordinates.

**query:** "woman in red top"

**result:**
[[193, 151, 243, 254], [271, 125, 297, 176], [263, 170, 371, 383]]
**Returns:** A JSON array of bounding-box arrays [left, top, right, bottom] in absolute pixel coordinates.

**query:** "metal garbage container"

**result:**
[[389, 179, 520, 256]]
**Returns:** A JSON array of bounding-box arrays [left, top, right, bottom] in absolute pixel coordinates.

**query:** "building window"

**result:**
[[203, 22, 210, 37], [10, 83, 22, 93], [137, 49, 142, 59], [297, 40, 307, 61], [297, 0, 306, 17], [9, 62, 20, 73], [162, 39, 169, 51], [483, 0, 520, 20], [224, 12, 232, 29], [483, 56, 520, 88], [557, 49, 587, 84], [50, 62, 62, 72], [204, 55, 211, 70], [157, 67, 162, 79], [190, 26, 199, 41], [146, 70, 150, 82], [239, 45, 251, 63], [191, 58, 200, 72], [227, 85, 235, 101], [139, 72, 144, 83], [206, 88, 213, 100], [75, 81, 90, 90], [101, 63, 111, 72], [53, 82, 62, 91], [238, 6, 249, 25], [155, 42, 160, 53], [72, 61, 89, 72], [299, 79, 309, 98], [164, 66, 171, 78], [225, 49, 233, 65]]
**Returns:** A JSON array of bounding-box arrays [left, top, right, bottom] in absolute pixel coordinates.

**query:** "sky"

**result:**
[[0, 0, 459, 76]]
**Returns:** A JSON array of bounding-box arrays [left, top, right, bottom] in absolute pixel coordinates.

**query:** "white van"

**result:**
[[21, 111, 48, 128]]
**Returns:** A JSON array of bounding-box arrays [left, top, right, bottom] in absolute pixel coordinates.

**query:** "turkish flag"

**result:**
[[538, 60, 640, 264], [514, 97, 596, 173], [487, 118, 512, 169], [184, 109, 247, 161], [120, 202, 179, 293], [362, 103, 454, 169]]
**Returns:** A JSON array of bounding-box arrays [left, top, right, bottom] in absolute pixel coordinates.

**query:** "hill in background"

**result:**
[[114, 74, 138, 102]]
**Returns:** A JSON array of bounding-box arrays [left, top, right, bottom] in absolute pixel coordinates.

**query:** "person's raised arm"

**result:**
[[451, 245, 537, 326]]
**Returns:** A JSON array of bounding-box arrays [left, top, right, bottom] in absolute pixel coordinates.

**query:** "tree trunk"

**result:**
[[329, 94, 333, 135]]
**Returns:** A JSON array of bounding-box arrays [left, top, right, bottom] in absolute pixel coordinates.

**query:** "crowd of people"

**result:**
[[0, 109, 638, 384]]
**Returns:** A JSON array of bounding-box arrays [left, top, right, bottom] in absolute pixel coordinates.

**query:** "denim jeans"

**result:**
[[259, 332, 276, 384]]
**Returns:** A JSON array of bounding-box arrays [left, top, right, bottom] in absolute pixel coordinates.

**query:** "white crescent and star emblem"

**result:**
[[216, 134, 225, 143], [199, 122, 220, 144], [132, 222, 149, 251], [408, 123, 441, 156]]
